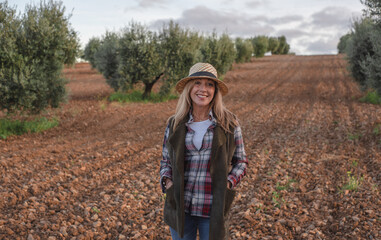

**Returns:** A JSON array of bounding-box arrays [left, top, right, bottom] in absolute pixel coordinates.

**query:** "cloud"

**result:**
[[248, 15, 269, 23], [295, 6, 361, 54], [180, 6, 240, 27], [311, 6, 355, 30], [245, 14, 303, 25], [245, 0, 269, 8], [269, 15, 304, 25], [150, 5, 279, 37], [306, 37, 339, 54], [147, 3, 361, 55], [276, 29, 308, 39], [137, 0, 167, 8]]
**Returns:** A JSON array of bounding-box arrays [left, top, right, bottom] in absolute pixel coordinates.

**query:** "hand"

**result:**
[[165, 178, 173, 189]]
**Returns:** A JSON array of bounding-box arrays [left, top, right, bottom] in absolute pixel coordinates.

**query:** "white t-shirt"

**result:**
[[189, 119, 213, 150]]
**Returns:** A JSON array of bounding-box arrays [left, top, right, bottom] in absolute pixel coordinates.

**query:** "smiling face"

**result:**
[[190, 78, 216, 109]]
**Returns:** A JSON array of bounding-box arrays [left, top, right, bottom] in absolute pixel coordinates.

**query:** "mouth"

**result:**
[[196, 94, 208, 98]]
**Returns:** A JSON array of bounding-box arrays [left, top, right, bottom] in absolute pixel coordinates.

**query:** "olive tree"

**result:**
[[200, 32, 236, 75], [159, 21, 202, 95], [268, 37, 280, 54], [273, 36, 290, 55], [360, 27, 381, 94], [0, 0, 79, 113], [358, 0, 381, 94], [235, 37, 253, 63], [346, 18, 375, 89], [93, 31, 121, 91], [251, 36, 268, 57], [346, 17, 381, 94], [118, 23, 164, 98], [361, 0, 381, 24], [84, 37, 101, 69], [91, 22, 203, 98], [337, 33, 353, 54]]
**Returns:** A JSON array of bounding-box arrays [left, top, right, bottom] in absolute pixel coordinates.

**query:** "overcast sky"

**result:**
[[12, 0, 364, 55]]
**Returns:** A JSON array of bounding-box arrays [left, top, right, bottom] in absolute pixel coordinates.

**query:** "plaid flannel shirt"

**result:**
[[160, 111, 248, 217]]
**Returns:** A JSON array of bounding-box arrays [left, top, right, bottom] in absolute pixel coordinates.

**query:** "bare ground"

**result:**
[[1, 55, 380, 239]]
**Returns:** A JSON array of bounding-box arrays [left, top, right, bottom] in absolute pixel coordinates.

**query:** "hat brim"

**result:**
[[175, 76, 228, 96]]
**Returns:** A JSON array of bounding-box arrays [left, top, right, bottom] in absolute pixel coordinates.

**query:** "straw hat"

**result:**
[[175, 63, 228, 96]]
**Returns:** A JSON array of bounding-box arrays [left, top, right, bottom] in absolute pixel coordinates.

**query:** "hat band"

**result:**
[[189, 71, 217, 79]]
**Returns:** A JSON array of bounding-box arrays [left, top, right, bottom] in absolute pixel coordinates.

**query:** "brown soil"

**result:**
[[1, 55, 380, 239]]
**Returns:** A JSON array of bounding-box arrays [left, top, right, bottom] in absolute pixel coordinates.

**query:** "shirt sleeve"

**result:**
[[227, 125, 248, 188], [160, 122, 172, 193]]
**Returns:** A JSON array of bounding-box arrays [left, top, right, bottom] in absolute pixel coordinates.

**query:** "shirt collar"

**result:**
[[187, 109, 217, 126]]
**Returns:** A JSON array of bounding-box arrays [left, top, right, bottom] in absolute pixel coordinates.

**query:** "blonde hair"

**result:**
[[170, 80, 238, 133]]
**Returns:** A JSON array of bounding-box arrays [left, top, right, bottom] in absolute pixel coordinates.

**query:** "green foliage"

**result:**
[[271, 191, 284, 208], [346, 18, 375, 89], [216, 33, 236, 74], [361, 0, 381, 25], [275, 179, 297, 191], [83, 37, 101, 68], [0, 117, 58, 139], [359, 26, 381, 94], [341, 171, 363, 192], [268, 37, 280, 54], [337, 33, 353, 54], [251, 36, 268, 57], [199, 32, 236, 75], [373, 124, 381, 135], [235, 37, 253, 63], [236, 35, 290, 58], [345, 18, 381, 95], [359, 90, 381, 104], [159, 21, 202, 95], [91, 207, 100, 214], [93, 31, 121, 91], [343, 1, 381, 96], [86, 21, 290, 99], [273, 36, 290, 55], [118, 22, 164, 98], [348, 132, 362, 141], [109, 90, 177, 103], [351, 159, 359, 168], [92, 21, 202, 99], [0, 0, 79, 113], [199, 34, 218, 70]]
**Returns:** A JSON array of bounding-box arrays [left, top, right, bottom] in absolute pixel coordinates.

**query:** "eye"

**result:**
[[194, 80, 201, 85], [207, 81, 215, 87]]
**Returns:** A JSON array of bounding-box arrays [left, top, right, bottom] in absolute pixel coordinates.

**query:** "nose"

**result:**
[[199, 82, 206, 91]]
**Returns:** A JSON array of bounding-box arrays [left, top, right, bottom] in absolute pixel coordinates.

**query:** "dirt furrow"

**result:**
[[1, 56, 380, 239]]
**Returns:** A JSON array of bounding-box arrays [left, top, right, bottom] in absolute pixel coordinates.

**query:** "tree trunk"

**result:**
[[143, 72, 164, 99]]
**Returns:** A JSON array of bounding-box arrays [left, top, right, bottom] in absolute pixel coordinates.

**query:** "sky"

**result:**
[[11, 0, 364, 55]]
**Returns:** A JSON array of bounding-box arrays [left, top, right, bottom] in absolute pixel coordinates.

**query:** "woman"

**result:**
[[160, 63, 248, 240]]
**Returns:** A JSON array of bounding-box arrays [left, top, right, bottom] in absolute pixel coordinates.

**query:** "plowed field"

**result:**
[[1, 55, 380, 239]]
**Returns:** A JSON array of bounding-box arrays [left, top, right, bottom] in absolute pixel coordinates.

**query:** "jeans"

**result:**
[[170, 213, 210, 240]]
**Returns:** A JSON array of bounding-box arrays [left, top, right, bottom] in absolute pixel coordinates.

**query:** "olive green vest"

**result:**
[[163, 116, 236, 240]]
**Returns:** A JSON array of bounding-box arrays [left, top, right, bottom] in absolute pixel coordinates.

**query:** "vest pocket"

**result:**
[[165, 185, 176, 209], [224, 188, 236, 216], [164, 184, 178, 230]]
